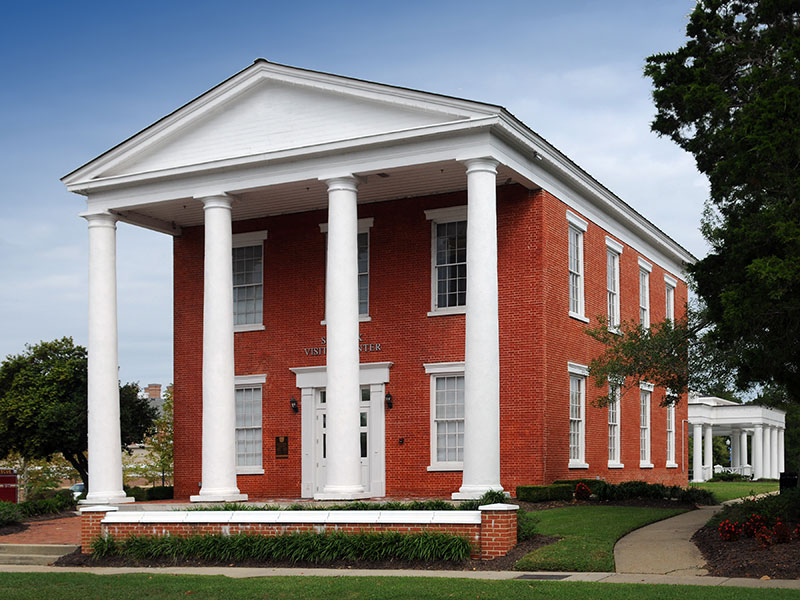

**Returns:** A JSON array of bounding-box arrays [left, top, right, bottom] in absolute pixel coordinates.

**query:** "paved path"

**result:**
[[614, 505, 722, 575], [0, 514, 81, 545]]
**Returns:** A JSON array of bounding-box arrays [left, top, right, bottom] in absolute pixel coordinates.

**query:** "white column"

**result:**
[[771, 427, 779, 479], [692, 423, 703, 482], [703, 424, 713, 481], [83, 213, 132, 504], [778, 428, 785, 474], [762, 425, 772, 480], [318, 176, 363, 499], [191, 195, 246, 502], [455, 158, 503, 500], [753, 425, 763, 480], [731, 430, 740, 468], [740, 429, 749, 468]]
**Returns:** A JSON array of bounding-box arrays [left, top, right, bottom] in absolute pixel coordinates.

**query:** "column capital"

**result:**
[[462, 157, 500, 175], [198, 194, 233, 210], [323, 176, 359, 193], [82, 212, 117, 228]]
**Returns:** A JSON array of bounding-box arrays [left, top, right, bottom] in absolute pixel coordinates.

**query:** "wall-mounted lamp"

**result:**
[[289, 397, 299, 413], [385, 393, 393, 410]]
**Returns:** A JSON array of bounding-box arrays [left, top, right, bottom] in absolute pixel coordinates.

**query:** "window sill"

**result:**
[[608, 326, 621, 335], [569, 312, 590, 323], [427, 464, 463, 472], [427, 307, 466, 317], [569, 461, 589, 469], [608, 462, 624, 469], [639, 462, 654, 469], [234, 324, 265, 333], [236, 468, 264, 475], [320, 315, 372, 325], [666, 462, 679, 469]]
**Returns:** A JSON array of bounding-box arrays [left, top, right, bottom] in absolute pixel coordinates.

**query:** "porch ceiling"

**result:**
[[113, 160, 527, 231]]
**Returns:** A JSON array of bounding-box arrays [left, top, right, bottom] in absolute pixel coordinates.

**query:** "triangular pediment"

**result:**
[[69, 61, 500, 182]]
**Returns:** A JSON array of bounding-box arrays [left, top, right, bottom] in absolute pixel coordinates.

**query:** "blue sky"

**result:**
[[0, 0, 707, 387]]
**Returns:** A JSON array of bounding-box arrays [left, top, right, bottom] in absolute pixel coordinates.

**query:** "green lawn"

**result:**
[[515, 505, 686, 572], [0, 573, 798, 600], [690, 480, 779, 503]]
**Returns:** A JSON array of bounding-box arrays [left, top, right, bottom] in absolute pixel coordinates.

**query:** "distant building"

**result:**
[[64, 60, 693, 503]]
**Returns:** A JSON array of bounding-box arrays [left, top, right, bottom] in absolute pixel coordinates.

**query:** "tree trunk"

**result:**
[[64, 452, 89, 490]]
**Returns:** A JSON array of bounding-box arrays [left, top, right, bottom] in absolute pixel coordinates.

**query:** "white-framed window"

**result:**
[[608, 383, 622, 467], [424, 362, 465, 470], [664, 274, 677, 324], [425, 206, 467, 315], [666, 400, 677, 467], [567, 211, 588, 321], [638, 258, 652, 329], [234, 374, 266, 474], [232, 231, 268, 332], [606, 237, 622, 331], [639, 382, 654, 467], [319, 218, 374, 321], [568, 362, 589, 468]]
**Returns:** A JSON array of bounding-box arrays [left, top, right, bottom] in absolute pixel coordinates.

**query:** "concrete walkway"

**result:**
[[614, 505, 722, 576]]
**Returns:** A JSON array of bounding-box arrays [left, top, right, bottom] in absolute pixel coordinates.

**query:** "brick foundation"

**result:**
[[80, 504, 518, 560]]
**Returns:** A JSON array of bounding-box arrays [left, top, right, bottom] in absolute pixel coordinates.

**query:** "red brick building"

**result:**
[[63, 61, 692, 504]]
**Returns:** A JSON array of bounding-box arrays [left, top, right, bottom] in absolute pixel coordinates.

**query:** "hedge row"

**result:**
[[124, 486, 174, 501], [0, 489, 76, 526], [92, 530, 472, 563], [516, 480, 716, 505]]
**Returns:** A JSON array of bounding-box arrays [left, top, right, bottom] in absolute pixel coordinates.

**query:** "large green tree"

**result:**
[[644, 0, 800, 400], [0, 337, 157, 489]]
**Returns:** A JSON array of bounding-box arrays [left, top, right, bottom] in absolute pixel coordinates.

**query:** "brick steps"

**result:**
[[0, 543, 79, 565]]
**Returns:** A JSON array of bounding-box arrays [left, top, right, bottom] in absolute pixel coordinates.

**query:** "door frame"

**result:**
[[291, 362, 391, 498]]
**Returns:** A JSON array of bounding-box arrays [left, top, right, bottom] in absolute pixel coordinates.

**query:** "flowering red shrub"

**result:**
[[794, 523, 800, 540], [755, 525, 774, 548], [718, 519, 743, 542], [743, 514, 768, 538], [574, 483, 592, 501], [773, 521, 792, 544]]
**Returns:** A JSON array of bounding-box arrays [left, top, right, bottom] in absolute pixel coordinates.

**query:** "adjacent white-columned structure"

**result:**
[[455, 158, 503, 499], [692, 423, 703, 483], [762, 427, 772, 481], [703, 424, 713, 482], [191, 195, 247, 502], [770, 426, 779, 479], [779, 428, 785, 474], [319, 176, 364, 499], [740, 429, 749, 470], [83, 212, 133, 504], [753, 425, 763, 480]]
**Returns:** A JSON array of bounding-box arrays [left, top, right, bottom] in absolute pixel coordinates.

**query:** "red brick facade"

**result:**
[[173, 183, 688, 499]]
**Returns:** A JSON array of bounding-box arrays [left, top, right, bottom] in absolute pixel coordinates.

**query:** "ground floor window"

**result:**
[[568, 362, 589, 468], [608, 384, 621, 467], [666, 402, 676, 467], [235, 376, 265, 473], [640, 383, 653, 467], [424, 362, 465, 470]]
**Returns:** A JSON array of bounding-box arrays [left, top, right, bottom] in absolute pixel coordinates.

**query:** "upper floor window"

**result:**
[[638, 258, 652, 329], [232, 231, 268, 332], [234, 374, 266, 474], [568, 362, 589, 468], [425, 206, 467, 315], [567, 211, 588, 321], [606, 237, 623, 331], [664, 274, 677, 324], [319, 218, 373, 320]]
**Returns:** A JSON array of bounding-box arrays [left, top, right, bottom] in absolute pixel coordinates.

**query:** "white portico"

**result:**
[[688, 396, 786, 482]]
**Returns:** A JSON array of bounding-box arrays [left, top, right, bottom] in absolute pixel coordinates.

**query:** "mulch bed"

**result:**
[[693, 525, 800, 580]]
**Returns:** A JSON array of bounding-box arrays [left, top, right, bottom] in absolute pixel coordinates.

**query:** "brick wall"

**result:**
[[80, 505, 518, 560], [172, 183, 689, 499]]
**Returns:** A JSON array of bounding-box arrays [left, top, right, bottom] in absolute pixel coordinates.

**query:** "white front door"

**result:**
[[314, 386, 371, 495]]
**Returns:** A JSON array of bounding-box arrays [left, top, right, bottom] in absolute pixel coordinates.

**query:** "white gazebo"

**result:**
[[688, 396, 786, 482]]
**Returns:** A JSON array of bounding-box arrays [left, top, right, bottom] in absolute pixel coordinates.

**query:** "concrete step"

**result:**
[[0, 544, 79, 565]]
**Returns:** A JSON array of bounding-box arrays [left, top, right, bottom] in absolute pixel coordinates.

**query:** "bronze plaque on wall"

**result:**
[[275, 436, 289, 459]]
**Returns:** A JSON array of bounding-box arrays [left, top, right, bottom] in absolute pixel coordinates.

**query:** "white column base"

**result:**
[[313, 489, 374, 501], [452, 484, 505, 500], [190, 490, 248, 503], [80, 492, 135, 505]]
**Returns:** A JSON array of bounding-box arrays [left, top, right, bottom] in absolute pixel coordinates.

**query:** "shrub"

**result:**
[[574, 482, 592, 501], [516, 484, 573, 503], [708, 472, 750, 482], [773, 521, 792, 544], [516, 510, 538, 541], [16, 489, 76, 519], [755, 525, 773, 548], [552, 479, 603, 493], [677, 486, 715, 505], [592, 480, 715, 505], [0, 502, 23, 526], [743, 514, 769, 537], [92, 531, 472, 563], [717, 519, 742, 541], [124, 487, 147, 502], [146, 486, 174, 501], [458, 490, 508, 511], [709, 490, 800, 530]]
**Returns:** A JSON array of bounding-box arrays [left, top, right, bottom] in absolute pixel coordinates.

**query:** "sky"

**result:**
[[0, 0, 709, 388]]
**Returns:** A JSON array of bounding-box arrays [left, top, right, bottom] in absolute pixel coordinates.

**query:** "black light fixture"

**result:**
[[385, 393, 393, 410], [289, 397, 299, 413]]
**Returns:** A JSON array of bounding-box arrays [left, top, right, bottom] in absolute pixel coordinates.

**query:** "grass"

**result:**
[[0, 573, 798, 600], [690, 480, 779, 503], [515, 505, 686, 572]]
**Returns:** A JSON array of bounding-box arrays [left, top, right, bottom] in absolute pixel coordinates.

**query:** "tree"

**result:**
[[0, 337, 157, 489], [144, 385, 173, 487], [644, 0, 800, 400]]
